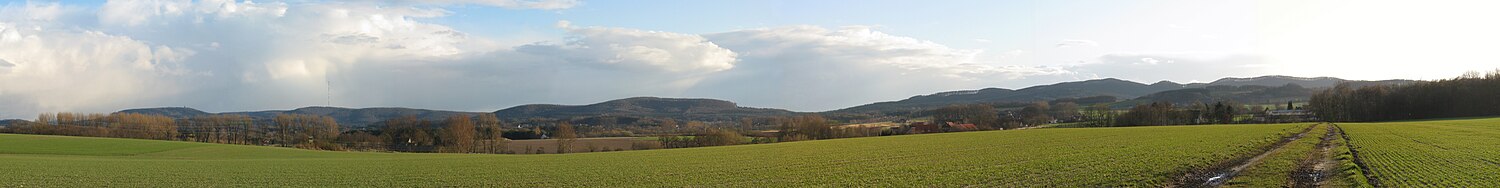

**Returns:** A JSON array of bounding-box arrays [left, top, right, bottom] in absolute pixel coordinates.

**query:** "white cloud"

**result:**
[[0, 1, 500, 117], [377, 0, 581, 10], [1068, 52, 1270, 84], [0, 1, 1086, 118], [1138, 57, 1164, 65], [517, 21, 738, 73], [1056, 39, 1100, 48], [0, 21, 192, 116], [692, 25, 1072, 111]]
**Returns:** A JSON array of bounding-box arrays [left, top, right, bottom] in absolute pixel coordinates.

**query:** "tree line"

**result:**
[[1106, 101, 1239, 126], [1310, 70, 1500, 122], [11, 112, 179, 140]]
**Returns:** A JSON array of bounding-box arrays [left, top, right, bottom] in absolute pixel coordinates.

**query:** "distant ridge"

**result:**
[[835, 75, 1420, 113], [834, 78, 1184, 113], [115, 97, 800, 127], [102, 75, 1423, 125], [0, 119, 29, 126], [495, 97, 798, 121], [117, 107, 210, 117], [117, 107, 486, 128], [1115, 84, 1314, 107]]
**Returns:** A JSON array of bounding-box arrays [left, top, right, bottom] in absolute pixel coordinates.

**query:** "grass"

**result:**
[[1338, 117, 1500, 187], [0, 123, 1309, 187]]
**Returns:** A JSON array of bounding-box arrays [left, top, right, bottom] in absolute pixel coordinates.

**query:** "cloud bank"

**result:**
[[0, 1, 1261, 119]]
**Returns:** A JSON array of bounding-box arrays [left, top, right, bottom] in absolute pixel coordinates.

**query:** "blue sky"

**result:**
[[433, 0, 1257, 64], [1, 0, 1498, 118]]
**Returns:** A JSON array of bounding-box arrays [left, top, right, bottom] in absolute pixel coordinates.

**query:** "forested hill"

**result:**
[[117, 107, 487, 128], [114, 97, 800, 127], [0, 119, 29, 127], [104, 75, 1421, 126], [495, 97, 799, 121], [833, 78, 1186, 113], [835, 76, 1420, 114], [1183, 75, 1418, 88], [1115, 84, 1314, 107]]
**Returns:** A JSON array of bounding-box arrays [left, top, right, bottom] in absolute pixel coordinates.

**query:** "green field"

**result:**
[[1338, 117, 1500, 187], [0, 123, 1309, 187]]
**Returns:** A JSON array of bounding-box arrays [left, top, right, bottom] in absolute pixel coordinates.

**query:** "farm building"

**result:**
[[904, 121, 979, 134], [1254, 109, 1317, 123], [908, 122, 941, 134], [946, 122, 978, 131]]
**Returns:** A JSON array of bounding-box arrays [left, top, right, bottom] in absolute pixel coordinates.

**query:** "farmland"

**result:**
[[1338, 117, 1500, 187], [1, 123, 1308, 187]]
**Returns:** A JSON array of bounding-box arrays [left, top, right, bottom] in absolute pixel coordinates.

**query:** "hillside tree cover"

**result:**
[[1310, 70, 1500, 122]]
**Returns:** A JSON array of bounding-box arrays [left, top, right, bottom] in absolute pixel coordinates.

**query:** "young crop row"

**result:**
[[1327, 125, 1373, 187], [1338, 117, 1500, 187], [0, 123, 1312, 187]]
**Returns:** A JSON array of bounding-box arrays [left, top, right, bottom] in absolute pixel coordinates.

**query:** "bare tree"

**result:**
[[554, 121, 578, 154]]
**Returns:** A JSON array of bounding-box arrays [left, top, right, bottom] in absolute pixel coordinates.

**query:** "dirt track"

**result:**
[[1293, 125, 1339, 187], [1176, 123, 1319, 187]]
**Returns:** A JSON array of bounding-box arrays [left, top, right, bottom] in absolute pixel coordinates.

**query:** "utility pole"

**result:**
[[325, 74, 332, 106]]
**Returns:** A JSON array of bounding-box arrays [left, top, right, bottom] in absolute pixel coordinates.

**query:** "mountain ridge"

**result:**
[[104, 75, 1421, 126], [833, 75, 1419, 113]]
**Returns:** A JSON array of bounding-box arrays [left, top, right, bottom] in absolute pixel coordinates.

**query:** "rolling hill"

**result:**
[[0, 119, 27, 127], [117, 106, 487, 128], [834, 78, 1184, 113], [115, 97, 800, 127], [1115, 84, 1315, 107], [1185, 75, 1418, 88], [495, 97, 798, 121], [836, 75, 1420, 113], [103, 75, 1421, 125]]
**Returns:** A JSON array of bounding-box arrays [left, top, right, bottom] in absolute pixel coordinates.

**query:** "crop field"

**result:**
[[0, 123, 1308, 187], [1338, 117, 1500, 187]]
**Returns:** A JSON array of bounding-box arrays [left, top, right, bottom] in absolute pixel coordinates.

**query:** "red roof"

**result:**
[[911, 122, 940, 133], [948, 122, 978, 130]]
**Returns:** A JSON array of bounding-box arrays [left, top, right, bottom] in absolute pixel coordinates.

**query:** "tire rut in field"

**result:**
[[1293, 124, 1338, 187], [1173, 123, 1319, 188], [1332, 123, 1383, 187]]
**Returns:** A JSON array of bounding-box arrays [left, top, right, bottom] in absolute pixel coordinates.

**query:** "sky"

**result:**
[[1, 0, 1498, 118]]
